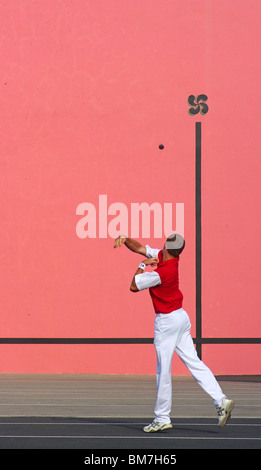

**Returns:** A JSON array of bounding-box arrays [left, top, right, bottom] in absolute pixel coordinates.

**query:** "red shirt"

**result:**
[[149, 250, 183, 313]]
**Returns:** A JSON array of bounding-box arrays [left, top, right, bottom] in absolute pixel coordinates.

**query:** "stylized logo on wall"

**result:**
[[187, 94, 208, 115]]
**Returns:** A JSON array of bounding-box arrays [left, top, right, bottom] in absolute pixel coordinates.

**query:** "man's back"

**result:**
[[149, 249, 183, 313]]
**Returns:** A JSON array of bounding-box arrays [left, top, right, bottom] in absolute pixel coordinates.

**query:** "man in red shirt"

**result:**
[[114, 233, 234, 432]]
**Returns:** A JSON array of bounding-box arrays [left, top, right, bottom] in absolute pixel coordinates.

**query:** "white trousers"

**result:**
[[153, 308, 226, 423]]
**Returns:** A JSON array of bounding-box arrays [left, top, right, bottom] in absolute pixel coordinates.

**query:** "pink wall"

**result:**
[[1, 0, 260, 374]]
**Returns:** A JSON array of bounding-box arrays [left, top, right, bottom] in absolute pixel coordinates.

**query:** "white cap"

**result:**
[[166, 234, 185, 250]]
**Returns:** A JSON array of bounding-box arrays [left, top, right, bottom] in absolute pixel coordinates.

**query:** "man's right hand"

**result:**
[[113, 235, 127, 248]]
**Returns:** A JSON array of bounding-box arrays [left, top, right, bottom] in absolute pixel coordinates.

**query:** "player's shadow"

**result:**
[[119, 422, 220, 436]]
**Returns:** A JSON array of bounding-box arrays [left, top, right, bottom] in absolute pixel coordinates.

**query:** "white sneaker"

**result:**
[[217, 398, 235, 427], [143, 419, 173, 433]]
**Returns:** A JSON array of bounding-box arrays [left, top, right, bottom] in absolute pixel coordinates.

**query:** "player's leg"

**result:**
[[175, 310, 225, 406], [153, 314, 176, 424], [144, 312, 184, 432], [152, 311, 186, 424], [143, 318, 176, 431], [175, 309, 234, 426]]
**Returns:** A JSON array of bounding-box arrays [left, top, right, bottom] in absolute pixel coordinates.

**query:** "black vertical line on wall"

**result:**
[[195, 122, 202, 359]]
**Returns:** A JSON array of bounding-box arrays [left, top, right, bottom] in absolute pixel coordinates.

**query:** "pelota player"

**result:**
[[114, 233, 235, 432]]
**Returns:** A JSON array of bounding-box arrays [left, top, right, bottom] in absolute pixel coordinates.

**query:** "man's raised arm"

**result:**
[[113, 236, 146, 256]]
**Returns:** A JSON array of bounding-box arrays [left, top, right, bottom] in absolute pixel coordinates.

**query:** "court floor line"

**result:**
[[0, 400, 261, 408], [0, 435, 260, 441], [0, 394, 260, 399], [0, 422, 260, 426]]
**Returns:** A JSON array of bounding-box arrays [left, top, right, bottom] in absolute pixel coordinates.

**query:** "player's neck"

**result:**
[[162, 250, 176, 262]]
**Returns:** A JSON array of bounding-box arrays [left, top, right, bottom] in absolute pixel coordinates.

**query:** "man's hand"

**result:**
[[143, 257, 159, 267], [113, 235, 127, 248]]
